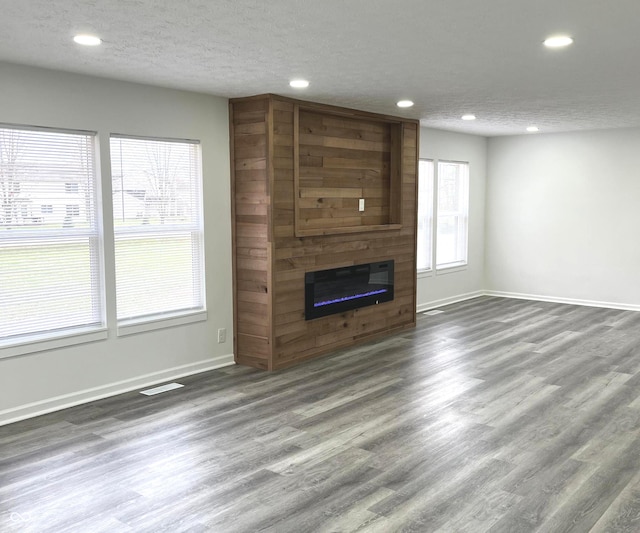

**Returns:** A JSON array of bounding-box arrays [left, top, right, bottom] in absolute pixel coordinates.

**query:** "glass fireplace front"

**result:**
[[304, 260, 394, 320]]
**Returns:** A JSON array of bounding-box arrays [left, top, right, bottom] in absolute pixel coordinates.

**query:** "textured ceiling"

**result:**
[[1, 0, 640, 135]]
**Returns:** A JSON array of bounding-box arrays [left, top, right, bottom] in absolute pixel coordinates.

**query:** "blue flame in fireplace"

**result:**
[[314, 288, 388, 307]]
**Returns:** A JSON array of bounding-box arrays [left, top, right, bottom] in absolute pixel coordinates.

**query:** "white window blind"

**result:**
[[110, 135, 205, 323], [417, 159, 434, 271], [436, 161, 469, 268], [0, 125, 103, 345]]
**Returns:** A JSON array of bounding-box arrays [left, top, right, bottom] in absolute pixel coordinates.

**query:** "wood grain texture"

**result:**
[[230, 94, 418, 371], [230, 98, 273, 367], [296, 107, 398, 236], [3, 297, 640, 532]]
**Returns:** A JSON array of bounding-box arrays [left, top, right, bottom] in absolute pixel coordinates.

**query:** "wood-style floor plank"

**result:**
[[2, 296, 640, 532]]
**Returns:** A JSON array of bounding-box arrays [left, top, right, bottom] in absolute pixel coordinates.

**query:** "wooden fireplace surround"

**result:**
[[229, 94, 419, 370]]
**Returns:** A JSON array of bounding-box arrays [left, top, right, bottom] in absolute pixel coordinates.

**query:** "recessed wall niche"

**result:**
[[295, 107, 403, 236], [230, 94, 418, 370]]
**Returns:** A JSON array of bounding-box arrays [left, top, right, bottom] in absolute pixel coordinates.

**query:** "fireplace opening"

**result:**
[[304, 260, 394, 320]]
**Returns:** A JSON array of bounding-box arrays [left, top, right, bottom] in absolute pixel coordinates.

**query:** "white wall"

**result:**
[[0, 63, 234, 424], [417, 127, 487, 310], [486, 128, 640, 309]]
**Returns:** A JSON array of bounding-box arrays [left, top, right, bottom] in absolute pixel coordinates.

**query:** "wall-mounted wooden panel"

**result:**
[[294, 107, 403, 237], [230, 94, 418, 370]]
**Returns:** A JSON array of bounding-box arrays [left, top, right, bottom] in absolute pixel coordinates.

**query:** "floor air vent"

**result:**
[[140, 382, 184, 396]]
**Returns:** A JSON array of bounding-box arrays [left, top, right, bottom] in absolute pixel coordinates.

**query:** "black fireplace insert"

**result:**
[[304, 260, 394, 320]]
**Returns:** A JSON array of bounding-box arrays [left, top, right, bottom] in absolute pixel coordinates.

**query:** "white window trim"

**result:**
[[0, 123, 105, 357], [110, 134, 206, 326], [417, 158, 435, 273], [435, 263, 468, 275], [117, 310, 208, 337], [434, 159, 469, 270], [0, 326, 108, 359], [417, 158, 470, 275]]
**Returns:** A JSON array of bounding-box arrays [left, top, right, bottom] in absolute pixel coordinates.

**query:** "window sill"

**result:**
[[117, 310, 208, 337], [417, 269, 434, 279], [0, 327, 108, 359], [436, 263, 468, 275]]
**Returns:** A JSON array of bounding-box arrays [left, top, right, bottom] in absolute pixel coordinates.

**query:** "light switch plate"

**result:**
[[358, 198, 365, 212]]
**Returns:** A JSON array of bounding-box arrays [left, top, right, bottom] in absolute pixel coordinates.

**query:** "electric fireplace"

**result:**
[[304, 260, 394, 320]]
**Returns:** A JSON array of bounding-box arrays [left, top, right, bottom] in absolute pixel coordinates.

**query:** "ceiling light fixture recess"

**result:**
[[73, 34, 102, 46], [461, 114, 476, 121], [289, 79, 309, 89], [544, 35, 573, 48], [397, 100, 414, 108], [526, 126, 540, 132]]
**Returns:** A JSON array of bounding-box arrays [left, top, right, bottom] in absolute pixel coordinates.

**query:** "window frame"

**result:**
[[109, 133, 207, 336], [416, 159, 435, 274], [0, 123, 106, 358], [435, 160, 469, 271], [416, 158, 470, 277]]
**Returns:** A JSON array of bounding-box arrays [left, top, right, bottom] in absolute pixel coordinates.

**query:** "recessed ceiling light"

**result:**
[[461, 114, 476, 121], [73, 34, 102, 46], [526, 126, 540, 132], [397, 100, 414, 108], [289, 79, 309, 89], [543, 35, 573, 48]]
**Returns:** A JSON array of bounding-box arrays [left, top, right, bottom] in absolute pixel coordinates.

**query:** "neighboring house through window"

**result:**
[[66, 204, 80, 217], [65, 182, 79, 194]]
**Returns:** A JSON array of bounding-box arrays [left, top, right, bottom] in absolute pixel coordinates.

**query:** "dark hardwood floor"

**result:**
[[3, 296, 640, 532]]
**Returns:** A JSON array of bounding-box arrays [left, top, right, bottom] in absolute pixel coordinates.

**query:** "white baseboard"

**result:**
[[416, 290, 485, 313], [484, 291, 640, 312], [0, 353, 235, 426], [417, 290, 640, 314]]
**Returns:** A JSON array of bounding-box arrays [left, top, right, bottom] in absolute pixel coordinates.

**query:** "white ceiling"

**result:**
[[2, 0, 640, 136]]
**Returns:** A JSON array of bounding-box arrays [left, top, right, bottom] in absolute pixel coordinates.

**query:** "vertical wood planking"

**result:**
[[405, 122, 419, 320], [229, 102, 239, 366], [266, 98, 275, 370], [293, 103, 301, 243], [389, 123, 403, 225]]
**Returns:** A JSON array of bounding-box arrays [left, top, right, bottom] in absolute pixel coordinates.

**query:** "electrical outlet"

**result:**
[[358, 198, 365, 212], [217, 328, 226, 343]]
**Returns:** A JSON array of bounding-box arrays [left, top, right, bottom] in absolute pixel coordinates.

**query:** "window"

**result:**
[[416, 160, 434, 271], [41, 204, 53, 214], [416, 159, 469, 273], [436, 161, 469, 268], [65, 182, 79, 194], [110, 135, 205, 325], [0, 125, 103, 346], [66, 205, 80, 217]]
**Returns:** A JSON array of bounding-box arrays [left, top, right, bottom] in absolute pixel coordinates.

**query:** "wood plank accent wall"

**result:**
[[229, 97, 272, 369], [295, 109, 400, 235], [230, 94, 418, 370]]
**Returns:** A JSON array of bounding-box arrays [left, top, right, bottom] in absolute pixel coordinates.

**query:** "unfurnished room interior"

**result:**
[[2, 1, 640, 532]]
